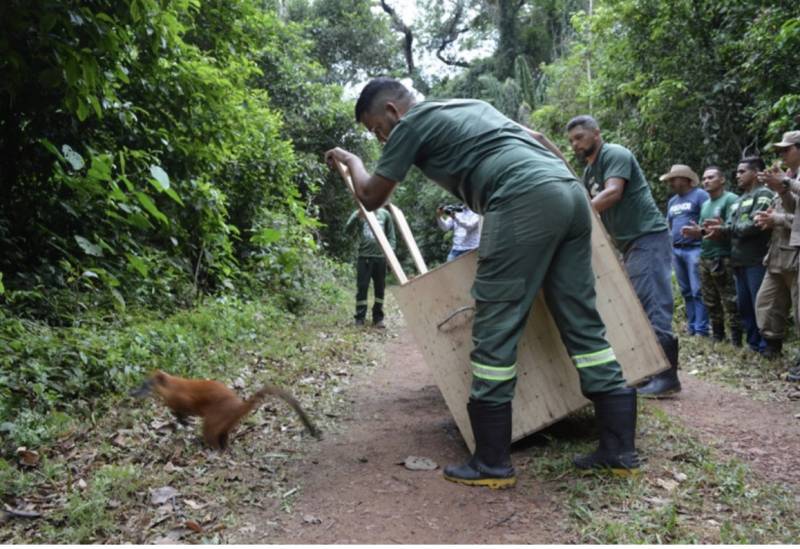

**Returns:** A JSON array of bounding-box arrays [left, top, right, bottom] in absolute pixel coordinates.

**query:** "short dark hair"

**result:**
[[355, 77, 411, 122], [704, 165, 725, 177], [739, 156, 765, 172], [566, 115, 599, 132]]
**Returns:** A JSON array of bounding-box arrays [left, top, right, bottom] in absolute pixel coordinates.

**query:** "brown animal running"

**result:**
[[131, 370, 320, 449]]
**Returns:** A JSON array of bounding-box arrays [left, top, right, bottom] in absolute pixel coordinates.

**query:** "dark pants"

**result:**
[[622, 230, 675, 349], [733, 265, 767, 352], [356, 256, 386, 322]]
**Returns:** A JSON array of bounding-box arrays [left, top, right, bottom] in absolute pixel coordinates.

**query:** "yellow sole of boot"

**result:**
[[443, 475, 517, 490]]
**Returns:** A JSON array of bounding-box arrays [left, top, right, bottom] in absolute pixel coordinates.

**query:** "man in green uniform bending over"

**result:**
[[325, 78, 639, 488]]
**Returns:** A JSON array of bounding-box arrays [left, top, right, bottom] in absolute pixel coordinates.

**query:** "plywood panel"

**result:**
[[393, 211, 668, 452]]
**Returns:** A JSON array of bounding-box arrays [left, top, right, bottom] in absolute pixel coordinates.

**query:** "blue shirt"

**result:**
[[667, 187, 709, 247]]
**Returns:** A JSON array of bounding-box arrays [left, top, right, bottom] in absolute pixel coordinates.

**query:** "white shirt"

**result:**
[[437, 207, 481, 250]]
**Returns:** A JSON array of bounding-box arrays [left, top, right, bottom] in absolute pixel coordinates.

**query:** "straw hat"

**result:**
[[659, 164, 699, 186], [771, 130, 800, 149]]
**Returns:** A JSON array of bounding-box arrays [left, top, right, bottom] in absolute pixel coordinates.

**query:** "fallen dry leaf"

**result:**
[[152, 527, 189, 544], [655, 478, 679, 492], [185, 520, 203, 533], [16, 448, 40, 467], [150, 486, 179, 505], [184, 499, 205, 510], [672, 471, 688, 483]]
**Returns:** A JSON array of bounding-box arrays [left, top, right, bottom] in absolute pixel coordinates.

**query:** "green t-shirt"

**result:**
[[698, 191, 738, 259], [723, 186, 774, 267], [582, 143, 668, 251], [374, 99, 575, 214], [345, 208, 396, 258]]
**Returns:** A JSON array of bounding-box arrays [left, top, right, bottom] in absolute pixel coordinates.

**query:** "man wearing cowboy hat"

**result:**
[[662, 165, 710, 337], [759, 130, 800, 377]]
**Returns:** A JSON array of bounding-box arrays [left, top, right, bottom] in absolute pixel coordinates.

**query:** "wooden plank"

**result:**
[[387, 204, 428, 275], [333, 160, 407, 284], [393, 209, 669, 452]]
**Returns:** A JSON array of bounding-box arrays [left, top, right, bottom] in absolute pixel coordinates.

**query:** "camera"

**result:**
[[440, 204, 465, 216]]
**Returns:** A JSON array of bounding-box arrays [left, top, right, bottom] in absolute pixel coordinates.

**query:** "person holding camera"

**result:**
[[436, 204, 480, 261]]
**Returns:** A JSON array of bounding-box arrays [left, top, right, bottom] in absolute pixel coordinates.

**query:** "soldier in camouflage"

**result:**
[[682, 167, 742, 344]]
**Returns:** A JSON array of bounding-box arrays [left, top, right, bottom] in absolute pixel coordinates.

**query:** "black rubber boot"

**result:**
[[638, 336, 681, 397], [730, 326, 743, 348], [711, 322, 725, 342], [762, 338, 783, 360], [573, 387, 640, 475], [443, 400, 516, 489]]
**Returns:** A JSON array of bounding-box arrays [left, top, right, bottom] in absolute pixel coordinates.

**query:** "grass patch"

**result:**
[[0, 270, 387, 543], [672, 277, 799, 400], [519, 403, 800, 543]]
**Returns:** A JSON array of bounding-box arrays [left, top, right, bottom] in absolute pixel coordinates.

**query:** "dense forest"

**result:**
[[1, 0, 798, 449]]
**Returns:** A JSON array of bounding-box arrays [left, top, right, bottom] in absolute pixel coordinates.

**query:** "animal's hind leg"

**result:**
[[218, 432, 229, 450], [202, 421, 220, 449]]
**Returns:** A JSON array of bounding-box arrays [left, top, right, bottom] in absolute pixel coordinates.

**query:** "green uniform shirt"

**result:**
[[345, 208, 396, 258], [582, 143, 668, 251], [723, 186, 774, 267], [698, 191, 738, 259], [374, 99, 575, 213]]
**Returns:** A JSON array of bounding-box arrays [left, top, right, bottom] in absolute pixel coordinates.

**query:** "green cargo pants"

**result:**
[[469, 178, 626, 404]]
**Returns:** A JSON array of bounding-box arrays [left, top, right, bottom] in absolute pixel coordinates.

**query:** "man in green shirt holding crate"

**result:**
[[326, 78, 639, 488]]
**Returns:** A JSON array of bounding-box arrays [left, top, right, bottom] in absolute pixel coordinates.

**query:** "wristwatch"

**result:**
[[782, 176, 792, 190]]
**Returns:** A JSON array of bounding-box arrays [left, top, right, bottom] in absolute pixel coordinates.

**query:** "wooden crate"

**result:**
[[334, 162, 669, 452]]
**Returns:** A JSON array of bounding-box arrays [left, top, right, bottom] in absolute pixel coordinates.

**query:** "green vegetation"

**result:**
[[521, 405, 800, 544], [1, 279, 379, 543], [2, 0, 799, 544]]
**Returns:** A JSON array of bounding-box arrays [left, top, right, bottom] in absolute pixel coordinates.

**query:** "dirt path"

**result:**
[[650, 374, 800, 487], [235, 325, 569, 544], [233, 324, 800, 544]]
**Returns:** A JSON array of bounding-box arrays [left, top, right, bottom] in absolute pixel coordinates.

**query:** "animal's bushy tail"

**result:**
[[248, 385, 321, 439]]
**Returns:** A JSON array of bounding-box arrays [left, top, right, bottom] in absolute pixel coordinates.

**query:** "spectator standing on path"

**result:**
[[345, 208, 396, 328], [567, 115, 679, 398], [753, 191, 797, 359], [681, 167, 742, 345], [759, 130, 800, 379], [328, 78, 640, 489], [662, 164, 710, 337], [436, 204, 481, 261], [705, 157, 774, 353]]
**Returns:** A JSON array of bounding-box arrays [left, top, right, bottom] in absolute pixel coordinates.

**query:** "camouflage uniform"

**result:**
[[697, 190, 742, 342]]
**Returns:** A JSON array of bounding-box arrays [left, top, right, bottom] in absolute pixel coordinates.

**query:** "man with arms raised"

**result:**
[[326, 78, 639, 488]]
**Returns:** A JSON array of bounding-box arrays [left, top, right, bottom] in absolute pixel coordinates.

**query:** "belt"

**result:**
[[672, 242, 701, 249]]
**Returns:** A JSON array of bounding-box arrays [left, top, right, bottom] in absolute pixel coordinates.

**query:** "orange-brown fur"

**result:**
[[133, 370, 320, 449]]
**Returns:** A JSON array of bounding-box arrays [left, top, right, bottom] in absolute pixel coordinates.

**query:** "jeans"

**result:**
[[672, 245, 709, 335], [623, 230, 675, 348], [448, 247, 476, 262], [733, 265, 767, 352]]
